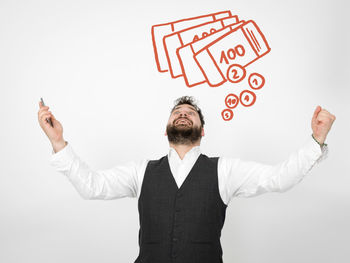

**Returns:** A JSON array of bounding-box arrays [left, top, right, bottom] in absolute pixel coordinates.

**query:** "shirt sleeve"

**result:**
[[218, 135, 329, 204], [49, 141, 148, 200]]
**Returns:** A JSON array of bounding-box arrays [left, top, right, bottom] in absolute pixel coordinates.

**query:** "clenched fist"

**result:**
[[38, 101, 66, 153], [311, 105, 336, 145]]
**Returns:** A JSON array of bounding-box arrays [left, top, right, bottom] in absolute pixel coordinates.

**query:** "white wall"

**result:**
[[0, 0, 349, 262]]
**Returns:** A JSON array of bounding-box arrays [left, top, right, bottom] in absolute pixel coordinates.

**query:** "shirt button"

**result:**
[[173, 237, 178, 242]]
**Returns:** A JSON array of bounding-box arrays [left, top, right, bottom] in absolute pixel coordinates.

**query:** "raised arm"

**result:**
[[219, 135, 328, 203], [38, 100, 146, 200], [218, 106, 335, 204]]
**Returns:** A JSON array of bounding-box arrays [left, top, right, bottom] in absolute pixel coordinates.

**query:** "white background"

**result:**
[[0, 0, 349, 262]]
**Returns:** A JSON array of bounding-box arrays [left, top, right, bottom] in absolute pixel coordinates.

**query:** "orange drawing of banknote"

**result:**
[[163, 16, 239, 78], [194, 20, 271, 87], [177, 21, 244, 87], [151, 11, 232, 73]]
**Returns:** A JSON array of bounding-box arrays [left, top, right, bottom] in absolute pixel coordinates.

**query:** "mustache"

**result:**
[[174, 117, 192, 125]]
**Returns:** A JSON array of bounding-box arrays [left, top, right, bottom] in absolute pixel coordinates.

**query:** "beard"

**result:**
[[166, 117, 202, 145]]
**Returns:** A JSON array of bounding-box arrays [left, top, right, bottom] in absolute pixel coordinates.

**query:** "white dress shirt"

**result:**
[[49, 135, 328, 205]]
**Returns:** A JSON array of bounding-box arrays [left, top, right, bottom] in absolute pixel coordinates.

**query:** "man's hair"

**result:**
[[171, 96, 205, 127]]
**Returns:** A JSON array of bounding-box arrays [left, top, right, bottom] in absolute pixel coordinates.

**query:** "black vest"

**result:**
[[134, 154, 227, 263]]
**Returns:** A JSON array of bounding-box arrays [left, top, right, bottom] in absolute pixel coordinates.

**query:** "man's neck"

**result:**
[[169, 141, 200, 160]]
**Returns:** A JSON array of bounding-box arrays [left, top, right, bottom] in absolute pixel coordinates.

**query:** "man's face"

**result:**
[[165, 104, 204, 145]]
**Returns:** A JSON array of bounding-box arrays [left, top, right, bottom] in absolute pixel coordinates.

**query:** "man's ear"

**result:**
[[201, 127, 205, 136], [165, 130, 167, 136]]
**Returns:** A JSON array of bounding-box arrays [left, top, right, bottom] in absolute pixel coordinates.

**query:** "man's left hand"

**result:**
[[311, 106, 336, 145]]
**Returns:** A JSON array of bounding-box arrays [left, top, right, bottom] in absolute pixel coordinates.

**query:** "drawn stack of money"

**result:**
[[152, 11, 271, 87]]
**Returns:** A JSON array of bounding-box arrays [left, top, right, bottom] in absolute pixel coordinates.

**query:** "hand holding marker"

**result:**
[[40, 97, 53, 127], [38, 98, 66, 153]]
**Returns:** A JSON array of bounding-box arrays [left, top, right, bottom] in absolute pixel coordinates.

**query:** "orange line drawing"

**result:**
[[151, 12, 271, 120], [193, 20, 270, 87], [248, 73, 265, 90], [225, 93, 239, 109], [151, 11, 232, 73], [226, 64, 246, 83], [221, 108, 234, 121], [239, 90, 256, 107], [177, 22, 244, 87], [163, 16, 239, 78]]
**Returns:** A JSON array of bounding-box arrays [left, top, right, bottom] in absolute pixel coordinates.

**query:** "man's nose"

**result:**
[[179, 112, 187, 117]]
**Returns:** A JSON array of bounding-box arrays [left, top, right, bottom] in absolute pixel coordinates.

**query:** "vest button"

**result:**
[[172, 237, 178, 242]]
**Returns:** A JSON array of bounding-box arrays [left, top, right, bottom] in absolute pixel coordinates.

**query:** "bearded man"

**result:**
[[38, 95, 335, 263]]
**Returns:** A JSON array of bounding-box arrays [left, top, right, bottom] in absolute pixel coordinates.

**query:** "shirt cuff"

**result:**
[[306, 135, 329, 164], [49, 141, 77, 171]]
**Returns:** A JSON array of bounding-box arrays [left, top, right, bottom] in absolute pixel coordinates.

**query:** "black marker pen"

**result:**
[[40, 97, 54, 128]]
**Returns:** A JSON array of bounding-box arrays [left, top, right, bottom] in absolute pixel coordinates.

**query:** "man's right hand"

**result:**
[[38, 101, 66, 153]]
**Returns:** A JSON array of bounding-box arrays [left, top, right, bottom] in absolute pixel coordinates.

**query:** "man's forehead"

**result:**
[[173, 104, 197, 111]]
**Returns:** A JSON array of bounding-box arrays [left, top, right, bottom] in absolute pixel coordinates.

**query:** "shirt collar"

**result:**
[[168, 145, 201, 162]]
